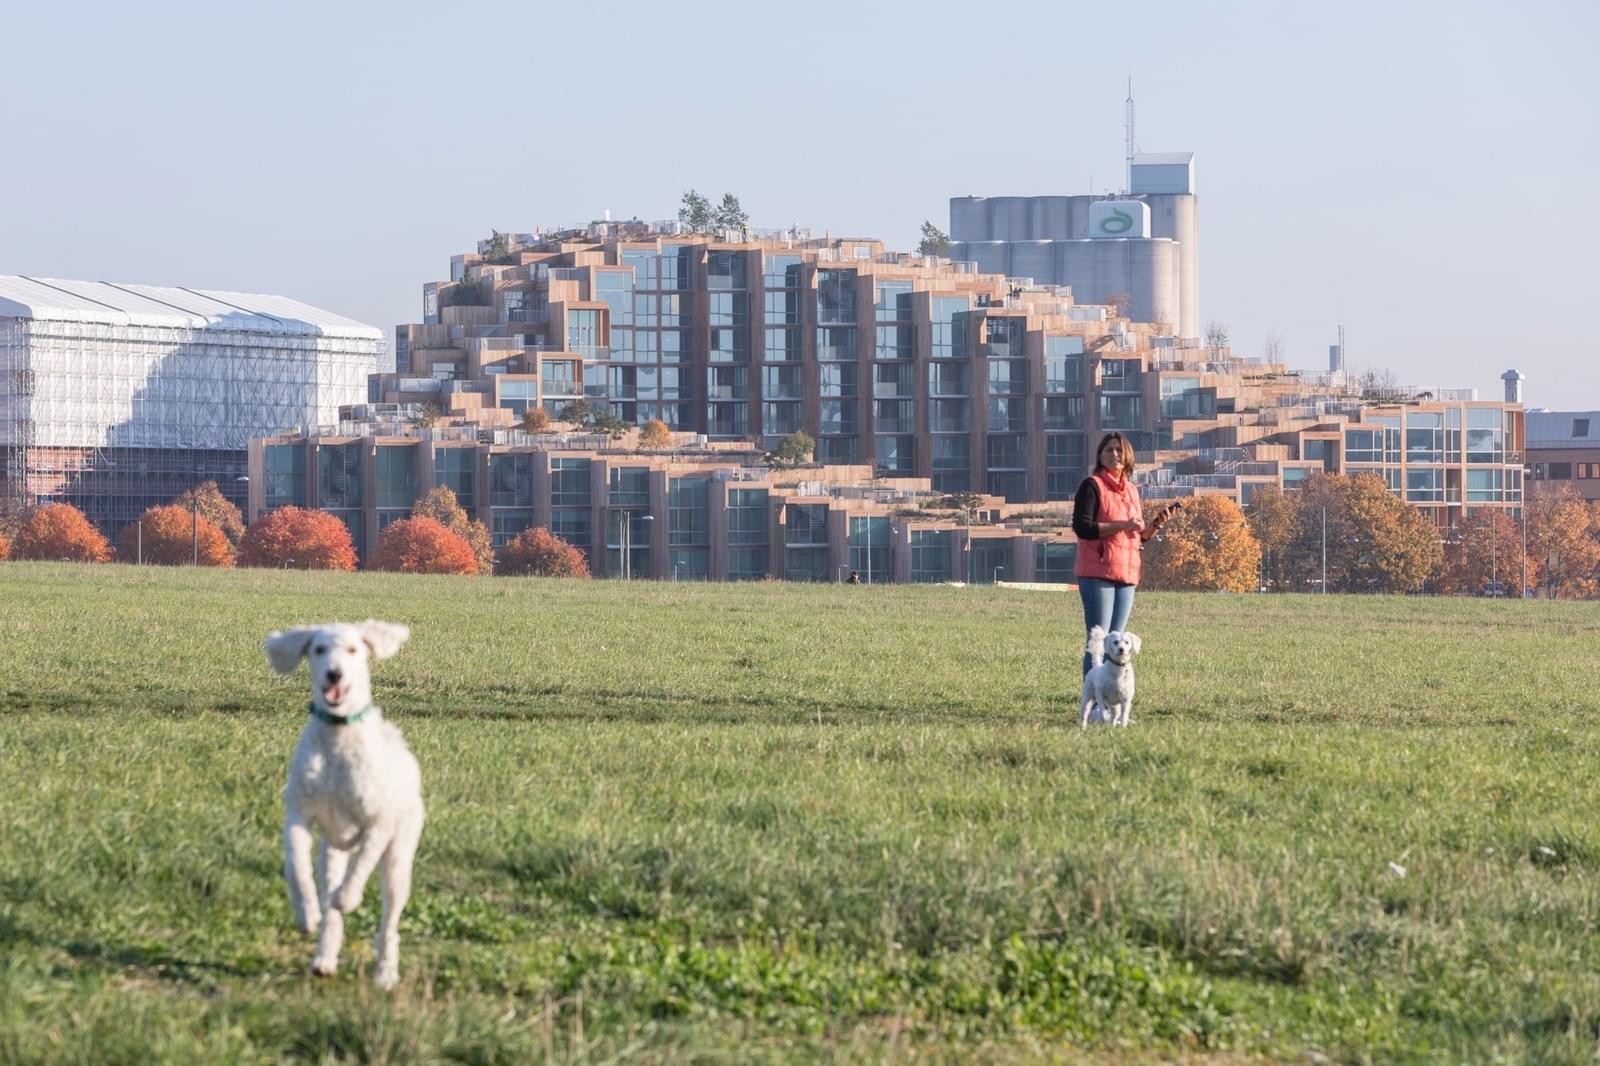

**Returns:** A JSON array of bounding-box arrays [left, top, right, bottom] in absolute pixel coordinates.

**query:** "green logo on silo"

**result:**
[[1099, 208, 1134, 234]]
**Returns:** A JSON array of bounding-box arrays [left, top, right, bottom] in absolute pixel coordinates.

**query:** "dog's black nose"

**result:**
[[325, 668, 343, 685]]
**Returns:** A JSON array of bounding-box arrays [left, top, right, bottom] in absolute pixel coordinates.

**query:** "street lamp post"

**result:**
[[993, 566, 1004, 585]]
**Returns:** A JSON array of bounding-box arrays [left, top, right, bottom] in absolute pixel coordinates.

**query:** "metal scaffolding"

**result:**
[[1, 278, 380, 537]]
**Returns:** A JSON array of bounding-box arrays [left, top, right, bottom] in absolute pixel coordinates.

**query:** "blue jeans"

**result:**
[[1078, 578, 1136, 675]]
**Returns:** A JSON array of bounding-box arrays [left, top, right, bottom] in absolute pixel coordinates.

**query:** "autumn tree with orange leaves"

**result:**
[[238, 506, 358, 570], [0, 530, 10, 561], [1142, 494, 1261, 592], [496, 526, 589, 577], [1527, 482, 1600, 599], [413, 485, 492, 574], [118, 505, 233, 566], [371, 516, 477, 575], [11, 503, 113, 562], [1287, 473, 1442, 593], [638, 418, 671, 451], [1437, 507, 1531, 596], [1244, 485, 1299, 592], [171, 481, 245, 545]]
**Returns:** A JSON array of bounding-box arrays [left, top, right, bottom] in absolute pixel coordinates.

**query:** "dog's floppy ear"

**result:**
[[1085, 625, 1107, 653], [264, 627, 316, 675], [1127, 632, 1142, 655], [358, 620, 411, 661]]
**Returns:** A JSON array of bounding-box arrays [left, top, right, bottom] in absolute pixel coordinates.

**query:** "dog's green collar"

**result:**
[[308, 702, 375, 726]]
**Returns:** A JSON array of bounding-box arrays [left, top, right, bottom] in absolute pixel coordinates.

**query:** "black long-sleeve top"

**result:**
[[1072, 477, 1103, 541]]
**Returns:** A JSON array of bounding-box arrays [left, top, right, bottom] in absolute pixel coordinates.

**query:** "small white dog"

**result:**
[[265, 620, 423, 990], [1079, 625, 1142, 728]]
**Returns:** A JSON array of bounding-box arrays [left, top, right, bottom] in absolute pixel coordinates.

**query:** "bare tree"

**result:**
[[1106, 292, 1133, 319], [1263, 332, 1284, 362], [1204, 321, 1230, 355]]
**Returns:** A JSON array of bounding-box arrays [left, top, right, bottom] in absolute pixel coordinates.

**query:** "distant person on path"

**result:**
[[1071, 432, 1180, 675]]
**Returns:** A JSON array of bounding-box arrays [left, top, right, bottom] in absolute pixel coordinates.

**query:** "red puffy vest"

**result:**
[[1074, 470, 1144, 585]]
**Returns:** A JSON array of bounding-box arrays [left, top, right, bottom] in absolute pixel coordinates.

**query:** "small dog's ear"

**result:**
[[264, 628, 315, 675], [359, 620, 411, 661], [1127, 633, 1142, 655]]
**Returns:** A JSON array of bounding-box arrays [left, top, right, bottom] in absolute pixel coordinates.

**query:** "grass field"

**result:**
[[1, 563, 1598, 1063]]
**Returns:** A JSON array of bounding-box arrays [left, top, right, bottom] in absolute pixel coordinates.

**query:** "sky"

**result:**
[[3, 0, 1596, 406]]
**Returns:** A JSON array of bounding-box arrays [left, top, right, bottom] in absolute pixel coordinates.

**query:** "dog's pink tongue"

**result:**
[[324, 684, 345, 705]]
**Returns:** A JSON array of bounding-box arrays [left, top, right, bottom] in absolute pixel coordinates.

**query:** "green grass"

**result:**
[[1, 563, 1598, 1063]]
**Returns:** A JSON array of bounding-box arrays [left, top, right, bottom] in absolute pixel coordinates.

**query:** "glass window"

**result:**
[[910, 530, 952, 583], [764, 326, 802, 361], [930, 398, 969, 433], [549, 509, 591, 561], [874, 434, 914, 473], [729, 488, 770, 545], [1044, 336, 1084, 392], [874, 400, 914, 433], [317, 443, 362, 510], [434, 447, 476, 511], [265, 444, 306, 508], [819, 399, 858, 435], [874, 280, 913, 321], [668, 477, 709, 546], [987, 359, 1027, 394], [1466, 469, 1504, 502], [1046, 433, 1085, 471], [594, 270, 634, 327], [1043, 396, 1084, 431], [986, 434, 1026, 469], [785, 504, 829, 546], [375, 446, 416, 509], [1034, 543, 1077, 583], [490, 509, 533, 548], [762, 253, 803, 289], [728, 546, 770, 581], [932, 434, 968, 469], [566, 309, 601, 358], [1466, 408, 1505, 463], [817, 326, 857, 361], [874, 362, 914, 397], [815, 436, 858, 463], [706, 252, 748, 291], [489, 453, 532, 507], [1405, 411, 1444, 463], [1405, 468, 1444, 502], [763, 365, 803, 399], [762, 401, 802, 437], [608, 466, 650, 507], [985, 317, 1022, 358], [1100, 358, 1141, 392], [818, 363, 856, 397], [848, 515, 890, 582], [816, 270, 858, 325], [550, 458, 591, 506], [929, 361, 969, 396], [988, 397, 1028, 432], [1099, 394, 1142, 430], [874, 324, 915, 359]]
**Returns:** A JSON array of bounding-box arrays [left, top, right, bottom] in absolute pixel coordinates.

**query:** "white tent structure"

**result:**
[[0, 275, 380, 538]]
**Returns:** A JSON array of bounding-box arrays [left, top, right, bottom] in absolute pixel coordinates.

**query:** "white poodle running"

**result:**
[[1079, 625, 1142, 728], [265, 620, 423, 990]]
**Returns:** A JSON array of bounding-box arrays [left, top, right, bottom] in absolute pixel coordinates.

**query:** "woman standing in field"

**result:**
[[1071, 432, 1180, 675]]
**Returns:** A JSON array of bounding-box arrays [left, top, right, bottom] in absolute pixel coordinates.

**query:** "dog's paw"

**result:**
[[296, 908, 322, 937], [374, 964, 399, 991], [335, 884, 364, 914], [311, 955, 338, 978]]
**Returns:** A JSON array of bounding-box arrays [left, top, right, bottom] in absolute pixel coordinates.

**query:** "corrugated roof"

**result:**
[[1527, 410, 1600, 446], [1131, 152, 1195, 166], [0, 275, 381, 339]]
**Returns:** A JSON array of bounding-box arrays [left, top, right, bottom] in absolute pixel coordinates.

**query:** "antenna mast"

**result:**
[[1124, 77, 1136, 193]]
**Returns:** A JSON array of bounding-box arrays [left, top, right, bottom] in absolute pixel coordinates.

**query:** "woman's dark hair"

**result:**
[[1093, 432, 1137, 477]]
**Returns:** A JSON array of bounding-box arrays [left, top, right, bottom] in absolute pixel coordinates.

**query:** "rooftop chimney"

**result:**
[[1501, 369, 1525, 404]]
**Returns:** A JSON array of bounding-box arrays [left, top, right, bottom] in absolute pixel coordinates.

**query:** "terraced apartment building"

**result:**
[[248, 226, 1526, 578]]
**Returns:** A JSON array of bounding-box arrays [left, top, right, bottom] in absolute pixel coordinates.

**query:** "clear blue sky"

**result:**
[[3, 0, 1596, 406]]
